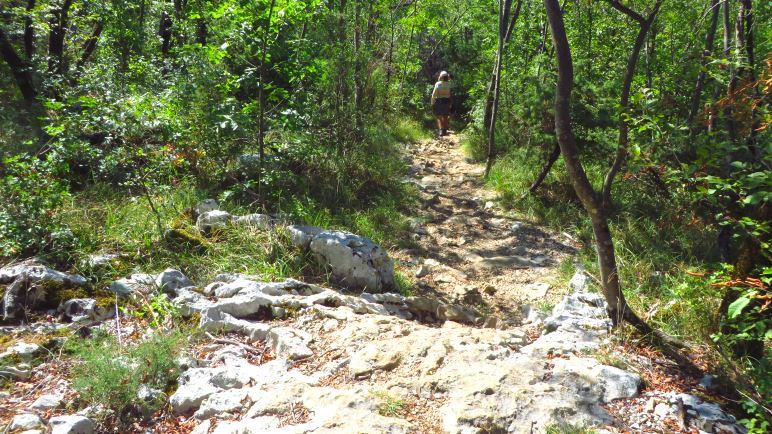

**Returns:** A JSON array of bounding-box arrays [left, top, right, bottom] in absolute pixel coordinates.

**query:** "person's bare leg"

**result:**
[[436, 117, 443, 135]]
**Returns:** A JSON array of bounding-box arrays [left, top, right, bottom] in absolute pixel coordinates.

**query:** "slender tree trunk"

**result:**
[[0, 28, 37, 103], [687, 0, 720, 131], [77, 21, 104, 68], [522, 143, 561, 197], [739, 0, 759, 160], [48, 0, 73, 76], [722, 0, 737, 143], [398, 1, 418, 97], [257, 0, 277, 199], [384, 9, 396, 113], [0, 27, 47, 141], [601, 0, 663, 210], [484, 0, 514, 178], [159, 10, 173, 58], [24, 0, 35, 60], [353, 0, 363, 137], [482, 0, 524, 131]]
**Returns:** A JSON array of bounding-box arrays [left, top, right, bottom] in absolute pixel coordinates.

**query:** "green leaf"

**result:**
[[727, 295, 752, 319]]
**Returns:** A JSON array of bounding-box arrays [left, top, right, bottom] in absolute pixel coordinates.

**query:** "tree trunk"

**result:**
[[48, 0, 74, 76], [739, 0, 759, 160], [544, 0, 626, 326], [159, 10, 173, 57], [687, 0, 720, 132], [601, 0, 663, 210], [482, 0, 524, 130], [722, 0, 737, 143], [257, 0, 277, 199], [353, 0, 363, 137], [24, 0, 35, 60], [77, 21, 104, 68], [484, 0, 513, 178], [522, 143, 561, 197], [0, 27, 38, 103]]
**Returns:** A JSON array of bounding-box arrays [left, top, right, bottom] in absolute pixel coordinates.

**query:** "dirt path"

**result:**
[[398, 133, 578, 326]]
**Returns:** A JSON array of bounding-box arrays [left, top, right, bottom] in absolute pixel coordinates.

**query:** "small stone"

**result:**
[[233, 213, 271, 230], [483, 285, 496, 295], [699, 374, 719, 391], [109, 273, 155, 297], [155, 268, 194, 294], [196, 210, 232, 232], [10, 413, 45, 431], [510, 221, 524, 232], [654, 402, 672, 418], [484, 201, 494, 210], [321, 318, 339, 332], [30, 394, 63, 410], [415, 265, 430, 278], [271, 306, 287, 319], [0, 365, 31, 380], [0, 342, 41, 362], [137, 384, 163, 404], [483, 316, 499, 328], [644, 397, 657, 413], [49, 415, 96, 434], [193, 199, 219, 219]]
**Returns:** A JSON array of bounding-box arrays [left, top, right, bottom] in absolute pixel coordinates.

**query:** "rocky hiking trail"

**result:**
[[0, 134, 747, 434]]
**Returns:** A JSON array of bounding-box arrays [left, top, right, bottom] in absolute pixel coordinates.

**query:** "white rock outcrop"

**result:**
[[309, 231, 395, 292]]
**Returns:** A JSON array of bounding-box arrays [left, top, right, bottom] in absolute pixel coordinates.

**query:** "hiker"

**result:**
[[431, 71, 452, 136]]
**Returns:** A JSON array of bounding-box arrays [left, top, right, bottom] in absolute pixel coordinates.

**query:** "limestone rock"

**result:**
[[233, 213, 271, 229], [349, 343, 403, 377], [29, 394, 63, 411], [155, 268, 194, 294], [0, 260, 87, 287], [193, 199, 219, 219], [81, 253, 120, 270], [287, 225, 323, 250], [267, 327, 313, 360], [472, 255, 542, 270], [0, 342, 41, 362], [59, 298, 114, 322], [310, 231, 395, 292], [1, 260, 88, 320], [108, 273, 155, 297], [668, 393, 745, 433], [174, 288, 213, 317], [48, 415, 95, 434], [194, 388, 248, 420], [10, 413, 45, 431], [196, 210, 232, 232]]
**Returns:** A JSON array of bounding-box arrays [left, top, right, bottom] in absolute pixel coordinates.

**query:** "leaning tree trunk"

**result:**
[[601, 0, 663, 210], [521, 143, 561, 198], [544, 0, 688, 353], [0, 27, 38, 103]]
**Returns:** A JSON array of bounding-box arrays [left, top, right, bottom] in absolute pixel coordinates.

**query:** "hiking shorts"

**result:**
[[432, 98, 451, 116]]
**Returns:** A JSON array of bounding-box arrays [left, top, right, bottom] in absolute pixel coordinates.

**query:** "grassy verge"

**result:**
[[50, 117, 427, 291]]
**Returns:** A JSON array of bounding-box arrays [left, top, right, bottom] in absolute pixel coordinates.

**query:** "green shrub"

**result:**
[[67, 330, 185, 418], [0, 154, 71, 258]]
